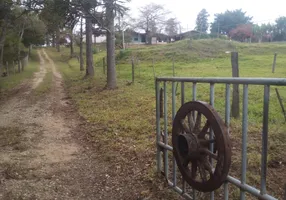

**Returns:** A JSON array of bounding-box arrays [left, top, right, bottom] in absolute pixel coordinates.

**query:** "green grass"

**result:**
[[0, 50, 39, 95], [47, 40, 286, 199]]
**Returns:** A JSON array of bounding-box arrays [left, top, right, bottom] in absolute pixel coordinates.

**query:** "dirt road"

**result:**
[[0, 49, 132, 200]]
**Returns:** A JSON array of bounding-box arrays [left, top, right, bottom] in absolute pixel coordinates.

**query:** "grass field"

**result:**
[[48, 39, 286, 199], [0, 50, 39, 96]]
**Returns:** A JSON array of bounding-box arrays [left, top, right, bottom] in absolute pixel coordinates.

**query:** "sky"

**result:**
[[128, 0, 286, 32]]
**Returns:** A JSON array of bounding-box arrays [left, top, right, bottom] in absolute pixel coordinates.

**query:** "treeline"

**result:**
[[0, 0, 129, 89]]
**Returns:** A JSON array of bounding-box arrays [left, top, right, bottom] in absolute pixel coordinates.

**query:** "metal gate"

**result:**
[[155, 77, 286, 200]]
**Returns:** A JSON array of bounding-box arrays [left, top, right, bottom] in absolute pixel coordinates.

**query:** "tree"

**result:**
[[229, 24, 252, 42], [165, 18, 179, 37], [135, 3, 169, 44], [195, 9, 209, 33], [273, 17, 286, 41], [211, 9, 252, 36]]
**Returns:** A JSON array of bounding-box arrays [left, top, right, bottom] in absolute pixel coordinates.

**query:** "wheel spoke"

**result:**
[[198, 120, 210, 138], [193, 112, 202, 134], [203, 158, 214, 176], [191, 160, 198, 179], [199, 139, 215, 146], [198, 161, 207, 182], [187, 113, 195, 132], [199, 148, 218, 160], [180, 120, 190, 133]]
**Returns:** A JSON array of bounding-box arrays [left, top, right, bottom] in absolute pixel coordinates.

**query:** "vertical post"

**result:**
[[210, 83, 215, 200], [272, 53, 277, 73], [240, 84, 248, 200], [103, 57, 106, 74], [261, 85, 270, 195], [172, 81, 177, 187], [231, 52, 240, 118], [160, 88, 163, 118], [181, 82, 185, 105], [224, 84, 231, 200], [132, 57, 135, 83], [155, 80, 162, 173], [163, 82, 168, 180]]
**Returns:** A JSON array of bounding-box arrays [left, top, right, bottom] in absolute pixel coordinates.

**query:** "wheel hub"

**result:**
[[177, 134, 200, 160]]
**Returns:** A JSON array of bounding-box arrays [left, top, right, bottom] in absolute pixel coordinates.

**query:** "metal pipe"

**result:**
[[227, 176, 277, 200], [261, 85, 270, 194], [210, 83, 215, 200], [224, 84, 231, 200], [172, 81, 177, 187], [181, 82, 185, 105], [193, 83, 197, 101], [164, 82, 168, 180], [156, 80, 162, 173], [240, 84, 249, 200], [156, 77, 286, 86]]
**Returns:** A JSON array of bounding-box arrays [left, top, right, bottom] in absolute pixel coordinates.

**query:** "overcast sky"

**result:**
[[128, 0, 286, 32]]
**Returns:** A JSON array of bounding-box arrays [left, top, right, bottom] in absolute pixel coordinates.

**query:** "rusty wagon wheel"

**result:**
[[172, 101, 231, 192]]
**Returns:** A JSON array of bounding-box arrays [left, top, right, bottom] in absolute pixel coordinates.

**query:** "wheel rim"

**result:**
[[172, 101, 231, 192]]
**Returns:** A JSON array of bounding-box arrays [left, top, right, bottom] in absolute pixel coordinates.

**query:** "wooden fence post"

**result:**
[[231, 52, 240, 118], [272, 53, 277, 73], [131, 57, 135, 83]]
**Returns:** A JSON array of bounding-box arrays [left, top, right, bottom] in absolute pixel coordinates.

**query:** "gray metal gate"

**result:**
[[155, 77, 286, 200]]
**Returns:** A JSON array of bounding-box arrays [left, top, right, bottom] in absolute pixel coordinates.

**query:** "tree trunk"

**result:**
[[70, 31, 74, 58], [0, 46, 4, 74], [80, 17, 84, 71], [85, 16, 94, 76], [56, 28, 60, 52], [18, 26, 24, 73], [28, 44, 32, 57], [52, 33, 56, 47], [106, 0, 117, 89], [46, 34, 50, 46], [0, 19, 7, 73]]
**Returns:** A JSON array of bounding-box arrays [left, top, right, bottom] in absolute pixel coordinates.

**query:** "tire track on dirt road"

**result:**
[[0, 49, 107, 200]]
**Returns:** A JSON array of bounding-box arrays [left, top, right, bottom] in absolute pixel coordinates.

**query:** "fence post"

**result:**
[[103, 57, 106, 74], [272, 53, 277, 73], [132, 57, 135, 83], [231, 52, 240, 118]]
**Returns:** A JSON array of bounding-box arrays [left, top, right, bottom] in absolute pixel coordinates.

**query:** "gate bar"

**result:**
[[155, 81, 161, 172], [240, 84, 249, 200], [224, 84, 231, 200], [261, 85, 270, 194], [156, 77, 286, 86], [172, 82, 177, 187], [164, 82, 168, 180]]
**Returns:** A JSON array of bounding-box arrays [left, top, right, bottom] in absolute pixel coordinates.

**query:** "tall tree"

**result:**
[[273, 17, 286, 41], [210, 9, 252, 36], [136, 3, 169, 44], [165, 18, 179, 36], [195, 9, 209, 33]]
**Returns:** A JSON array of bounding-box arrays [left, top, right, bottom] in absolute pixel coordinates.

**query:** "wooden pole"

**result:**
[[272, 53, 277, 73], [231, 52, 240, 118], [131, 57, 135, 83]]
